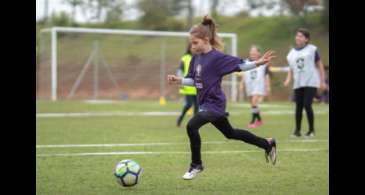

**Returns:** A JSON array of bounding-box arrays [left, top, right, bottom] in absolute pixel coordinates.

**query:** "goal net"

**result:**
[[37, 27, 239, 102]]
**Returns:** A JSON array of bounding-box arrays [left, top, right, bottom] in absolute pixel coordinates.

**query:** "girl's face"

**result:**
[[295, 32, 309, 47], [249, 47, 260, 60], [190, 35, 209, 54]]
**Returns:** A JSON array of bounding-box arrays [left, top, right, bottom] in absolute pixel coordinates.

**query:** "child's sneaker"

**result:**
[[248, 123, 258, 128], [265, 138, 277, 165], [305, 131, 315, 137], [255, 120, 263, 127], [291, 130, 301, 138], [182, 164, 204, 180]]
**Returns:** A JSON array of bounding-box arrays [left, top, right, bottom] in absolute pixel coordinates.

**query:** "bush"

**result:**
[[50, 11, 74, 27]]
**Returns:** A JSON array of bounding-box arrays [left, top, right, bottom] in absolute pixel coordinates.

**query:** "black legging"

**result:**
[[177, 95, 198, 124], [186, 111, 270, 166], [294, 87, 317, 132]]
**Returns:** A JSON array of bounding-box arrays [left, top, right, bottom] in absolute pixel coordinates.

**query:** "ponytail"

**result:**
[[190, 15, 224, 51]]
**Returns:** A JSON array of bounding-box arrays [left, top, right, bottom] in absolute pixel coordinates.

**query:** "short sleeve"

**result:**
[[315, 50, 320, 62], [265, 65, 269, 75], [287, 50, 294, 70], [215, 54, 242, 76], [185, 55, 195, 79]]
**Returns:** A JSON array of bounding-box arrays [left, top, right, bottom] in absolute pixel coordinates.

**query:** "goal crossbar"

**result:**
[[40, 27, 237, 38], [39, 27, 238, 102]]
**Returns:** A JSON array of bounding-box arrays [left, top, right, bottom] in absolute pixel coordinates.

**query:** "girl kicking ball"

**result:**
[[167, 16, 277, 180]]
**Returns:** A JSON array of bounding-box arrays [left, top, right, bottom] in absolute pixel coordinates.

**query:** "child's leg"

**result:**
[[303, 87, 317, 132], [249, 96, 256, 124], [294, 88, 305, 133], [177, 95, 194, 126], [252, 95, 262, 122], [186, 113, 210, 166], [250, 95, 262, 124], [211, 117, 271, 152]]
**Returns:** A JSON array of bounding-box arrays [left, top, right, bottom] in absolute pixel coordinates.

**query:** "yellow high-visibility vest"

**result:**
[[179, 54, 197, 95]]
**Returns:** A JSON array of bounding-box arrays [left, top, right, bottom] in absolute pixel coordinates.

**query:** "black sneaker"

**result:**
[[291, 131, 301, 138], [265, 138, 277, 165], [305, 131, 315, 137]]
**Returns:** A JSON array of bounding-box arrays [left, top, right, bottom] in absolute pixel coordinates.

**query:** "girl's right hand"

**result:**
[[167, 75, 182, 85], [256, 50, 276, 66]]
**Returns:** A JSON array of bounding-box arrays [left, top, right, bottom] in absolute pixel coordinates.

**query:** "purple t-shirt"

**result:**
[[186, 49, 242, 117]]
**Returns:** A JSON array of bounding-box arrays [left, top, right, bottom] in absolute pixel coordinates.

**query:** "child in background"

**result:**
[[176, 42, 198, 127], [240, 45, 271, 128]]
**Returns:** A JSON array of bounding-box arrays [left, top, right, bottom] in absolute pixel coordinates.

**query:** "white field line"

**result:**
[[36, 148, 328, 157], [36, 139, 328, 149], [36, 111, 180, 118], [36, 110, 328, 118], [262, 110, 328, 115], [231, 104, 292, 108], [288, 139, 329, 143], [36, 141, 221, 148], [84, 100, 119, 104]]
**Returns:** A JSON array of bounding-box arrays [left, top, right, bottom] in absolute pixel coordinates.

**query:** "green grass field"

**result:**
[[36, 100, 329, 195]]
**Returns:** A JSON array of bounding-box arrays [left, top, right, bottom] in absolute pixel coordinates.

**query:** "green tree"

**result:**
[[105, 0, 125, 23], [81, 0, 109, 22], [186, 0, 193, 27], [210, 0, 219, 18], [170, 0, 194, 29], [323, 0, 329, 30], [63, 0, 83, 22], [50, 11, 73, 26], [283, 0, 320, 15], [138, 0, 179, 30], [246, 0, 284, 16], [137, 0, 196, 30]]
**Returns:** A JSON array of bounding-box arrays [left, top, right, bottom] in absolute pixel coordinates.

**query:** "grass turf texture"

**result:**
[[36, 100, 328, 195]]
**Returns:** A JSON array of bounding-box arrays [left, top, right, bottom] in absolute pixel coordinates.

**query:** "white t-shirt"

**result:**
[[287, 44, 320, 89], [243, 60, 267, 96]]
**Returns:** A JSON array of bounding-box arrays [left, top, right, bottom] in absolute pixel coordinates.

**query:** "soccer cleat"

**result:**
[[248, 123, 258, 128], [291, 131, 301, 138], [305, 131, 315, 137], [265, 138, 277, 165], [182, 164, 204, 180], [255, 120, 263, 127]]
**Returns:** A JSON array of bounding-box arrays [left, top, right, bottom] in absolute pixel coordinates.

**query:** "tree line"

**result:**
[[38, 0, 328, 31]]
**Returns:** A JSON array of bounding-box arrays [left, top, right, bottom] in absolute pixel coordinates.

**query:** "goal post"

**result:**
[[38, 27, 239, 102]]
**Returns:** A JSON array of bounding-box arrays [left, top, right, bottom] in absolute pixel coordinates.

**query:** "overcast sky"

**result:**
[[35, 0, 270, 23]]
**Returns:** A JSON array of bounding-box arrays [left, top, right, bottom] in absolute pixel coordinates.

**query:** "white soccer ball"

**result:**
[[114, 159, 142, 187]]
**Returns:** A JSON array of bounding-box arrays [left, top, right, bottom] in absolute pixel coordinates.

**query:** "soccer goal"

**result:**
[[37, 27, 239, 102]]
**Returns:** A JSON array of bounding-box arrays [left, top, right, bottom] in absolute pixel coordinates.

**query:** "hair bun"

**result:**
[[201, 15, 213, 26]]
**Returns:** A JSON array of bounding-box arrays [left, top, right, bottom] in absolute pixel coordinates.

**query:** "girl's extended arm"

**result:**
[[239, 51, 275, 71]]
